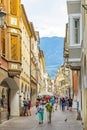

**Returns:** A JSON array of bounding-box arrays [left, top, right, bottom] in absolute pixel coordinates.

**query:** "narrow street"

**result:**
[[0, 107, 83, 130]]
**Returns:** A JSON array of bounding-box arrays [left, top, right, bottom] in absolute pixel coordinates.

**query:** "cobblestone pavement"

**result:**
[[0, 107, 83, 130]]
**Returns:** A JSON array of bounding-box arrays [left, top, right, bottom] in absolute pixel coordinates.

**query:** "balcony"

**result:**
[[68, 45, 82, 70], [67, 0, 81, 15], [8, 61, 21, 77], [67, 0, 82, 70]]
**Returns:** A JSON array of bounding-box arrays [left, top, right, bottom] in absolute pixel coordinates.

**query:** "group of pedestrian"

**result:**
[[60, 96, 73, 111], [35, 96, 54, 124], [22, 95, 73, 125], [23, 98, 31, 116], [47, 96, 73, 112]]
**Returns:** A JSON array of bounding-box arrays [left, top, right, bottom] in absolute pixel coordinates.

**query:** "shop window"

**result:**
[[0, 88, 8, 112], [25, 85, 27, 92]]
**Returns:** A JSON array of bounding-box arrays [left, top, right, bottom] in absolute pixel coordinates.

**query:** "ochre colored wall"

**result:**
[[73, 71, 78, 96]]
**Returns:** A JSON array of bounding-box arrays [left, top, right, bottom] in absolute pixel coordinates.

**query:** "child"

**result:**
[[37, 100, 44, 124]]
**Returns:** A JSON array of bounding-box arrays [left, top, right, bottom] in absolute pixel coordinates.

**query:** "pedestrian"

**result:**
[[27, 98, 31, 116], [66, 97, 69, 110], [58, 97, 61, 110], [55, 97, 58, 110], [37, 100, 44, 124], [23, 98, 28, 116], [68, 96, 73, 111], [61, 97, 65, 111], [45, 100, 53, 123], [50, 96, 54, 112], [45, 95, 50, 103], [35, 99, 39, 114]]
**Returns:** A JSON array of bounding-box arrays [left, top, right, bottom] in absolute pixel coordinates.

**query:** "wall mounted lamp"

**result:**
[[82, 4, 87, 11], [0, 8, 6, 28]]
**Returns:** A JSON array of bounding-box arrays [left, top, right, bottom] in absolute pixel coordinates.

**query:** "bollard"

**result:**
[[77, 110, 82, 120], [7, 112, 10, 120], [77, 101, 79, 112], [76, 102, 82, 120]]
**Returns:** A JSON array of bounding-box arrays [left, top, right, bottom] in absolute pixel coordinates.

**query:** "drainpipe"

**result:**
[[30, 36, 32, 100]]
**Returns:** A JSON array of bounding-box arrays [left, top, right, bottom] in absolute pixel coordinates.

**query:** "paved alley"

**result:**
[[0, 107, 83, 130]]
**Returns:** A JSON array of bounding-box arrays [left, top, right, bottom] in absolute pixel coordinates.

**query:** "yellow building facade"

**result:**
[[30, 22, 38, 105], [0, 0, 46, 123], [39, 50, 46, 93], [19, 5, 32, 114], [0, 0, 21, 123]]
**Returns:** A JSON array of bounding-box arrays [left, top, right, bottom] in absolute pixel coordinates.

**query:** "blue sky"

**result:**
[[21, 0, 68, 37], [40, 37, 64, 79]]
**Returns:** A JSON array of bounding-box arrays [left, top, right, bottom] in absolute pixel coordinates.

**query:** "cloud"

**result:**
[[21, 0, 68, 37]]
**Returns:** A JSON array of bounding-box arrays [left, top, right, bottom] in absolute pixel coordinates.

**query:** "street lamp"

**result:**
[[0, 9, 6, 28]]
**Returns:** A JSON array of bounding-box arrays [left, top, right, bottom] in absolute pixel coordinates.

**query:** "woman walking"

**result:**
[[45, 100, 53, 123], [37, 100, 44, 124], [27, 98, 31, 116]]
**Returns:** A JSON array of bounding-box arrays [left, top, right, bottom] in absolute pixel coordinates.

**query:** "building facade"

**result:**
[[30, 22, 39, 105], [66, 0, 87, 129], [0, 0, 47, 123], [67, 0, 82, 111], [19, 4, 32, 115], [0, 0, 21, 123]]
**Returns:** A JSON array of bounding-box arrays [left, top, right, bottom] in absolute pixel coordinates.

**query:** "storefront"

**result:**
[[0, 87, 9, 123], [0, 77, 19, 123]]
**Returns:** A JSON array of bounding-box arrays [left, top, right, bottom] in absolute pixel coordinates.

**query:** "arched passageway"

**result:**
[[0, 77, 19, 123]]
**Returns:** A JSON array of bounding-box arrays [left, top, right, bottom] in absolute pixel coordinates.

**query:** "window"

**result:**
[[10, 0, 17, 15], [73, 18, 80, 44], [31, 43, 34, 50], [1, 29, 5, 57], [0, 0, 4, 5], [0, 87, 8, 112], [11, 35, 18, 60], [70, 15, 82, 45]]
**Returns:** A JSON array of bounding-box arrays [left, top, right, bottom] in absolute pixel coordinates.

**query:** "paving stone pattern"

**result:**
[[0, 107, 83, 130]]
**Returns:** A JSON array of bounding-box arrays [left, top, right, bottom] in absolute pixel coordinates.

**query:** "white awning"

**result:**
[[38, 91, 53, 96], [59, 77, 65, 81]]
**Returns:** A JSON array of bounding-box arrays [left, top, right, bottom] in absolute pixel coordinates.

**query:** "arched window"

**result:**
[[25, 84, 27, 92], [21, 83, 23, 93]]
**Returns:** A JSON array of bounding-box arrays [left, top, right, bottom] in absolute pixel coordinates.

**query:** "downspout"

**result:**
[[30, 36, 32, 100]]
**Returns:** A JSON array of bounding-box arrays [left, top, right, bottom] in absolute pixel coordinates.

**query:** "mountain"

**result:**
[[39, 36, 64, 79]]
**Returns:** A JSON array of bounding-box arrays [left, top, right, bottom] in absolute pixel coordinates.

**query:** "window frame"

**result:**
[[69, 14, 82, 46]]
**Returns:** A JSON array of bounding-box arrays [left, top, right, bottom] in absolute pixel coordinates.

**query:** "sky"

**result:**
[[21, 0, 68, 38]]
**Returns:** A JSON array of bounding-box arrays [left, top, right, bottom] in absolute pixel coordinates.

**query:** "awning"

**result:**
[[38, 91, 53, 96], [1, 77, 19, 90], [59, 77, 65, 81]]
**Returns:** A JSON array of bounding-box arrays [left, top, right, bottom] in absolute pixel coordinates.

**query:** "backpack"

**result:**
[[69, 98, 72, 104], [23, 100, 28, 106]]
